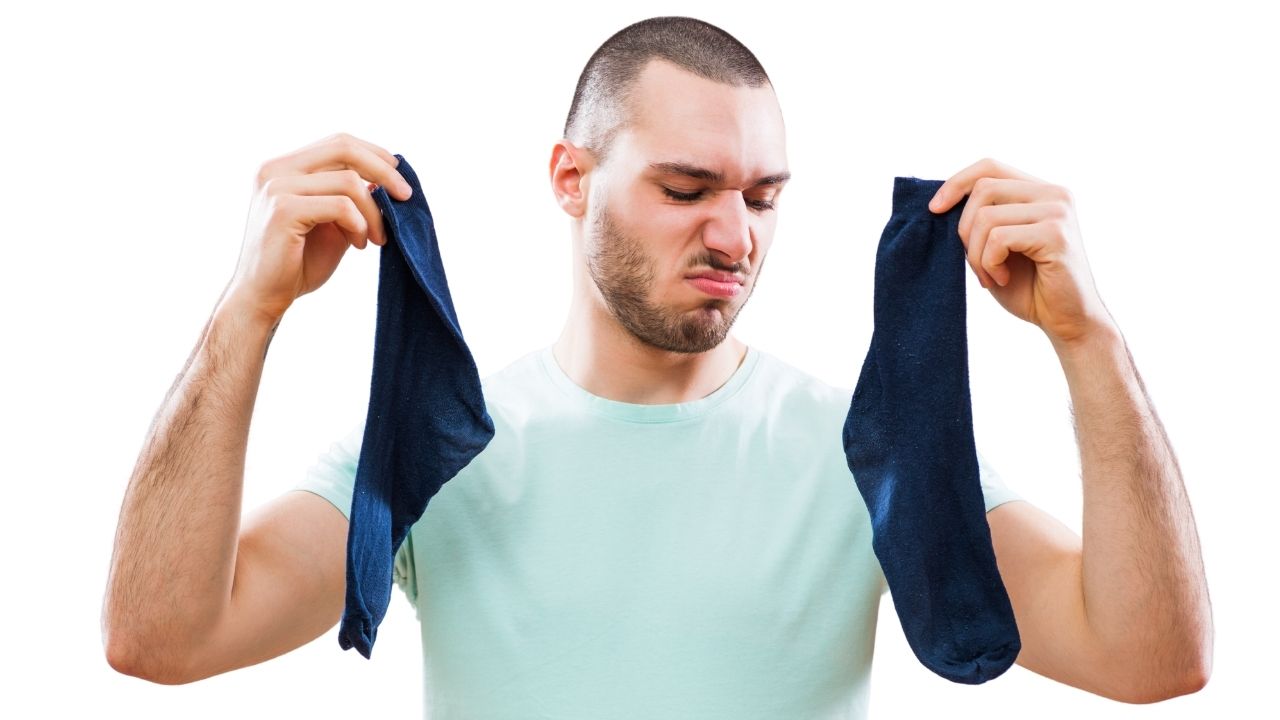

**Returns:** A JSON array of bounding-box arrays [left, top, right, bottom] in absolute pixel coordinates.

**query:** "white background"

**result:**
[[2, 0, 1273, 716]]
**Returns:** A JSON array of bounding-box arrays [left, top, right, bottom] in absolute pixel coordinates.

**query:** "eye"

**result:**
[[662, 187, 776, 212], [662, 187, 704, 202]]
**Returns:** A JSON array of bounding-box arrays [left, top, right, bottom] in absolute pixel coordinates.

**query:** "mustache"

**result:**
[[693, 259, 747, 275]]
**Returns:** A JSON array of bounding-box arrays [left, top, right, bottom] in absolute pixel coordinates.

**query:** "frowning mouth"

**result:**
[[686, 277, 742, 298]]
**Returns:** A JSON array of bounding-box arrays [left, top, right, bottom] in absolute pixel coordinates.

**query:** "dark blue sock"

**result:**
[[843, 176, 1020, 684], [339, 154, 495, 659]]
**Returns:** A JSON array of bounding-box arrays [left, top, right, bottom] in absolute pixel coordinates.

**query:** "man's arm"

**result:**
[[101, 291, 345, 684], [986, 325, 1213, 703]]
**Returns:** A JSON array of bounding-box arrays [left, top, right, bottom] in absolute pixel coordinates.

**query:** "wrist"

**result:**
[[1051, 323, 1129, 386], [1050, 320, 1122, 359], [214, 292, 283, 340]]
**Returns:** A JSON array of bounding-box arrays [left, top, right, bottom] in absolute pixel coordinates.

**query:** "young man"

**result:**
[[103, 15, 1211, 718]]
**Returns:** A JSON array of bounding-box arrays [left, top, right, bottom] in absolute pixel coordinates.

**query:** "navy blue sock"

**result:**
[[842, 176, 1020, 684], [339, 154, 495, 659]]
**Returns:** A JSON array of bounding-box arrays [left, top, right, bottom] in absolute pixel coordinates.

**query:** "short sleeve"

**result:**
[[292, 420, 419, 607], [293, 421, 364, 520], [976, 448, 1022, 512], [393, 531, 419, 607]]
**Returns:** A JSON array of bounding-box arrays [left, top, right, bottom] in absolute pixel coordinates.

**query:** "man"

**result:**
[[102, 15, 1212, 718]]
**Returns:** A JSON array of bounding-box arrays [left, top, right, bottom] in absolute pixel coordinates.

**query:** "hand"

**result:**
[[928, 157, 1118, 348], [226, 132, 415, 324]]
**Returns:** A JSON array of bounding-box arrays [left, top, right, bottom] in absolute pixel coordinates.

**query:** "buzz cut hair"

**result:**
[[562, 16, 772, 170]]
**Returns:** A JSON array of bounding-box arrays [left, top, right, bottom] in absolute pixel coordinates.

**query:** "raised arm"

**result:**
[[101, 133, 412, 683]]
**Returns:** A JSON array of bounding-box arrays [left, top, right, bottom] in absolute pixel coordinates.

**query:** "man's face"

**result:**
[[583, 59, 789, 355]]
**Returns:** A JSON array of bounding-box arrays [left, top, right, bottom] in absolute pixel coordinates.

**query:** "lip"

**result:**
[[686, 270, 744, 285], [686, 276, 742, 298]]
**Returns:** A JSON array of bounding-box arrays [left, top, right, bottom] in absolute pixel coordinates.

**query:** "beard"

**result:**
[[584, 196, 761, 355]]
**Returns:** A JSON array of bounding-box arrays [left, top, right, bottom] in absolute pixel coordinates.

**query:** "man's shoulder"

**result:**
[[479, 345, 544, 392], [752, 346, 851, 400], [741, 348, 855, 458], [474, 345, 565, 428]]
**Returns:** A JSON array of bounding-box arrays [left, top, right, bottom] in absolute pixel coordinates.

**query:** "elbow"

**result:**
[[105, 638, 137, 677], [1114, 649, 1213, 704], [104, 635, 195, 686], [101, 588, 202, 685], [1171, 647, 1213, 700], [1181, 661, 1212, 697], [1157, 625, 1215, 702], [1100, 606, 1214, 704], [103, 619, 144, 679], [1118, 671, 1209, 704]]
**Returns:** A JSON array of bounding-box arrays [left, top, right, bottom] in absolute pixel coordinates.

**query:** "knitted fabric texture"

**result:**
[[338, 154, 495, 659], [842, 176, 1021, 684]]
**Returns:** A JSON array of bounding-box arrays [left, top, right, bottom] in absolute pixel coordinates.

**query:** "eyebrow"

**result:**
[[648, 161, 791, 188]]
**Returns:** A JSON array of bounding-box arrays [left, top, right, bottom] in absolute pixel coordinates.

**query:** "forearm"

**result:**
[[102, 290, 280, 679], [1053, 326, 1212, 697]]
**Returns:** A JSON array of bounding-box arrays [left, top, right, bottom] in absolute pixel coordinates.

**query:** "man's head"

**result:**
[[551, 16, 789, 355]]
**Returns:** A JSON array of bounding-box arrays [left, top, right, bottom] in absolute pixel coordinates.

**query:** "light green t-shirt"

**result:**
[[294, 343, 1022, 719]]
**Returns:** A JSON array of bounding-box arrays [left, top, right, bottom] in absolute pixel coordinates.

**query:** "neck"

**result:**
[[552, 314, 747, 405]]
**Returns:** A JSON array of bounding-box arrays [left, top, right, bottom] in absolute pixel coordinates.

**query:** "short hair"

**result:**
[[563, 16, 772, 170]]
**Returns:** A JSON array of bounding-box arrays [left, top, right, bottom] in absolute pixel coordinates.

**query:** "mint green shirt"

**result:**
[[294, 344, 1021, 719]]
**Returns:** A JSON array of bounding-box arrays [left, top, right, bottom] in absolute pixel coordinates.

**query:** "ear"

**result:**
[[550, 139, 593, 219]]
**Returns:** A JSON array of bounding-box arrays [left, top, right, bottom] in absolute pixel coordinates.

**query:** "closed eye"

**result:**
[[662, 187, 775, 212]]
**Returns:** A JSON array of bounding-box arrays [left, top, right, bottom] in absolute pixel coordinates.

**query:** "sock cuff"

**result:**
[[891, 176, 944, 214]]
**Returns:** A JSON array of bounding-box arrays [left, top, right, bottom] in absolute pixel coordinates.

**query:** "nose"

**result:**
[[700, 189, 754, 266]]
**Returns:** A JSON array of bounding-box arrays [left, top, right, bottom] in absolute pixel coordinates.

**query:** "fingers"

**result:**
[[252, 132, 418, 250], [286, 194, 368, 250], [962, 202, 1051, 287], [981, 222, 1053, 288], [299, 132, 402, 173], [929, 157, 1044, 214], [295, 140, 413, 200], [265, 170, 389, 247], [956, 177, 1045, 242], [260, 132, 413, 202]]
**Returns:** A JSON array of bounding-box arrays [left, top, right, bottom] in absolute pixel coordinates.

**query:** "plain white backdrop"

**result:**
[[2, 0, 1273, 716]]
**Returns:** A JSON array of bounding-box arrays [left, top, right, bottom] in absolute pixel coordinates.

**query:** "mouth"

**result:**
[[686, 276, 742, 298], [686, 270, 744, 285]]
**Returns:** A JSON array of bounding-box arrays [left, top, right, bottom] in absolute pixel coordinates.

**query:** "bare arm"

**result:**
[[102, 133, 411, 683], [989, 326, 1213, 703], [101, 290, 285, 683], [185, 486, 350, 682], [1061, 326, 1213, 699], [926, 157, 1212, 702]]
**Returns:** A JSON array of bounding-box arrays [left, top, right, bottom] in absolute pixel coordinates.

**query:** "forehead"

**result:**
[[624, 59, 787, 184]]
